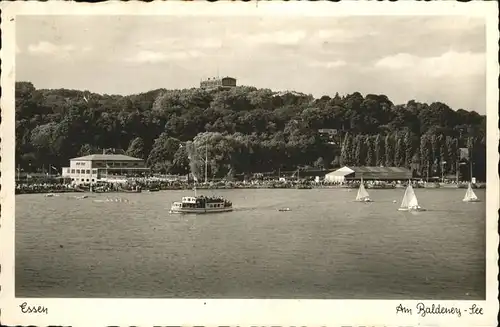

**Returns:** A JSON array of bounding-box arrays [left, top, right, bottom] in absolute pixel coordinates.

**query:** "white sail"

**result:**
[[399, 183, 420, 210], [463, 183, 479, 202], [356, 182, 371, 201]]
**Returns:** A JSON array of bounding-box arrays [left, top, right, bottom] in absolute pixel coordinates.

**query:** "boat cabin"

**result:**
[[175, 195, 232, 209], [181, 196, 197, 203]]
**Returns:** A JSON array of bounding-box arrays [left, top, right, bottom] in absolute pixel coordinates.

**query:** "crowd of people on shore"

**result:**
[[15, 183, 82, 194], [15, 177, 485, 195]]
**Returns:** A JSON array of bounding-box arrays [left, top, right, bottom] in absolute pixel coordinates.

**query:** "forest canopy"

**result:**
[[15, 81, 486, 180]]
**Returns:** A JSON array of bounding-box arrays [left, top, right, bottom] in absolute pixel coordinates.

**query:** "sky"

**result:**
[[16, 15, 486, 113]]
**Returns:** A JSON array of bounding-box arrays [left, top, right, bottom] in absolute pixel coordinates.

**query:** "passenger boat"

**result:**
[[170, 142, 233, 214], [170, 193, 233, 214]]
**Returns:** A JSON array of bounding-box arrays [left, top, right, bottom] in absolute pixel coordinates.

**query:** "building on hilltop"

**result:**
[[200, 76, 237, 90], [61, 154, 150, 184]]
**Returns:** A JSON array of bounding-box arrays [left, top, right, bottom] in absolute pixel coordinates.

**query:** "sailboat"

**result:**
[[398, 181, 425, 211], [355, 178, 372, 202], [462, 182, 480, 202]]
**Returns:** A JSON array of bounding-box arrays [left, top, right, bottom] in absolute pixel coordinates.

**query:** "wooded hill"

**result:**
[[15, 81, 486, 180]]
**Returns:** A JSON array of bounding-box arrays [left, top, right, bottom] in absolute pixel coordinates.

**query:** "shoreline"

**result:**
[[15, 183, 485, 195]]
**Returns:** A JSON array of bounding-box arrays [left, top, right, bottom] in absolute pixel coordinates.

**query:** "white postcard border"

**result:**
[[1, 1, 498, 326]]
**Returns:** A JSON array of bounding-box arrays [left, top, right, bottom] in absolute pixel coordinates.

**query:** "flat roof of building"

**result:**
[[326, 166, 411, 177], [70, 154, 143, 161], [202, 76, 236, 81], [347, 166, 412, 173]]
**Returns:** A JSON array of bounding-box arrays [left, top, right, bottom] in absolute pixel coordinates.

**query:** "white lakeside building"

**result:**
[[61, 154, 150, 184]]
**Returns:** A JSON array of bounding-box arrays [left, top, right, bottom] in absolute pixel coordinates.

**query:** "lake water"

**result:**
[[15, 188, 486, 299]]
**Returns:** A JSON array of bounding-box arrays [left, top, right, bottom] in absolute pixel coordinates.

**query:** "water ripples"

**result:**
[[15, 188, 486, 299]]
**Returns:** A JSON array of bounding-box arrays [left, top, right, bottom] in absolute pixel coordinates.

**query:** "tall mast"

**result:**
[[469, 138, 473, 182], [455, 144, 459, 184], [469, 155, 473, 182], [204, 145, 208, 184]]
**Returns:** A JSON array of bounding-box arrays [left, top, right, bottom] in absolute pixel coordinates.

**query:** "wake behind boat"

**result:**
[[398, 181, 425, 211], [355, 179, 372, 202], [463, 182, 480, 202], [170, 193, 233, 214]]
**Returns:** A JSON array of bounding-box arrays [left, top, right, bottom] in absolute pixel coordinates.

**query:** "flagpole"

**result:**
[[469, 158, 473, 182], [441, 160, 446, 183], [469, 139, 473, 182], [204, 145, 208, 184]]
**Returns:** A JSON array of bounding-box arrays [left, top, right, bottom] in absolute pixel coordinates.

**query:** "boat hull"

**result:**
[[463, 199, 480, 202], [398, 207, 426, 212], [169, 207, 233, 214]]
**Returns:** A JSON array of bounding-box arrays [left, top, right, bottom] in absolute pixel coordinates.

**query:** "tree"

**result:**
[[437, 134, 447, 175], [430, 134, 439, 175], [446, 136, 458, 174], [473, 136, 486, 181], [331, 155, 341, 168], [340, 133, 353, 166], [147, 133, 181, 173], [385, 134, 394, 167], [466, 136, 475, 180], [354, 135, 367, 166], [394, 132, 405, 167], [314, 157, 325, 169], [30, 122, 58, 153], [374, 134, 384, 167], [365, 136, 375, 166], [126, 137, 145, 159], [404, 131, 414, 168], [420, 134, 432, 179], [78, 144, 100, 157], [171, 143, 190, 175]]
